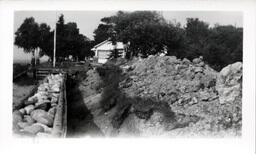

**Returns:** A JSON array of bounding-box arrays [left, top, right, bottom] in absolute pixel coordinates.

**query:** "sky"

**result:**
[[13, 11, 243, 63]]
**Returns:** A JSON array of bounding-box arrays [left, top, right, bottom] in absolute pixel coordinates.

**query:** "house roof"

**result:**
[[91, 39, 125, 51]]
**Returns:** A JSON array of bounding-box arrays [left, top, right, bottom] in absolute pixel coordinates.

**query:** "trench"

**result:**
[[66, 73, 104, 137], [64, 63, 202, 137], [13, 64, 201, 137]]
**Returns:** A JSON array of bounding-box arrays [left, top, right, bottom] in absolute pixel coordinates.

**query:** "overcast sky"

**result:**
[[13, 11, 243, 63]]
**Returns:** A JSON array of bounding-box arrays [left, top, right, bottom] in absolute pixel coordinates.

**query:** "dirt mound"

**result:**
[[77, 55, 242, 137], [116, 55, 242, 136], [120, 55, 218, 106]]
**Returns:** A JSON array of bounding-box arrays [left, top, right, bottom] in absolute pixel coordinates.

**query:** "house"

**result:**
[[91, 39, 126, 63]]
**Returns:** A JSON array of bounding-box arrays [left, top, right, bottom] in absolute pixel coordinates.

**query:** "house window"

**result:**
[[98, 50, 110, 59]]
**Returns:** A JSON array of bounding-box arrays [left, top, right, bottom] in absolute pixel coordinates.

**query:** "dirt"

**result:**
[[69, 56, 242, 137], [66, 66, 105, 137], [13, 75, 38, 110], [15, 57, 241, 137]]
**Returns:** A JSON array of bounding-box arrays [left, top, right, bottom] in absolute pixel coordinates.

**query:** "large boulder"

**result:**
[[31, 109, 54, 127], [216, 62, 242, 104], [24, 104, 35, 115], [33, 123, 53, 133], [22, 124, 44, 135], [17, 122, 31, 129]]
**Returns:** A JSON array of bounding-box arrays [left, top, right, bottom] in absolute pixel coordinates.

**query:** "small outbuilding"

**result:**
[[91, 39, 126, 64]]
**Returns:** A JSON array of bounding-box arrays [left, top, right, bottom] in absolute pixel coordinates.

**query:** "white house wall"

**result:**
[[92, 40, 126, 64]]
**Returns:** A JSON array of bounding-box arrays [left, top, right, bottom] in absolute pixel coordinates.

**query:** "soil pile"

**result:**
[[117, 55, 242, 137], [79, 55, 242, 137], [120, 55, 218, 106]]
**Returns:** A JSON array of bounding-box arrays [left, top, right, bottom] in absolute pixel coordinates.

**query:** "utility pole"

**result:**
[[53, 12, 57, 67]]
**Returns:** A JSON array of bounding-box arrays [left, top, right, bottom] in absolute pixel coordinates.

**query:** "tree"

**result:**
[[108, 30, 122, 59], [183, 18, 243, 70], [203, 25, 243, 70], [93, 11, 182, 58], [15, 15, 94, 64], [15, 17, 40, 65], [184, 18, 210, 59], [160, 23, 186, 58], [54, 14, 94, 61], [93, 24, 113, 44], [113, 11, 167, 57], [38, 23, 53, 59]]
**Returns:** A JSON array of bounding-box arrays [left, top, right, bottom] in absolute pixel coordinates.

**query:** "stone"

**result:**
[[189, 97, 198, 105], [51, 86, 60, 92], [182, 58, 191, 65], [216, 62, 242, 104], [24, 105, 35, 115], [192, 58, 201, 64], [52, 93, 60, 98], [199, 91, 211, 101], [24, 115, 36, 125], [31, 109, 54, 126], [51, 103, 58, 107], [26, 96, 38, 105], [197, 61, 205, 67], [13, 111, 23, 128], [48, 107, 56, 117], [122, 65, 131, 70], [194, 67, 204, 73], [19, 108, 26, 115], [51, 97, 58, 104], [168, 92, 178, 104], [179, 94, 192, 105], [18, 122, 31, 129], [38, 86, 47, 92], [33, 123, 53, 133], [23, 124, 44, 135], [192, 80, 203, 92]]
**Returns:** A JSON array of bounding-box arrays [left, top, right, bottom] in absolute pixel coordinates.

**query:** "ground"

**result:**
[[63, 57, 241, 137], [13, 75, 37, 110], [13, 57, 242, 137]]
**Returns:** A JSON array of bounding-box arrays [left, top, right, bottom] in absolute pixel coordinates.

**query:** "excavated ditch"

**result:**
[[64, 63, 206, 137], [66, 72, 104, 137]]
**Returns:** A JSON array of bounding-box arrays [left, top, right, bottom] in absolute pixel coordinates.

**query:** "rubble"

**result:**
[[13, 73, 64, 137], [115, 55, 242, 136], [120, 55, 219, 106]]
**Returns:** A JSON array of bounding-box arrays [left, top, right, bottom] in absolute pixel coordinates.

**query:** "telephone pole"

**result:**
[[53, 12, 57, 67]]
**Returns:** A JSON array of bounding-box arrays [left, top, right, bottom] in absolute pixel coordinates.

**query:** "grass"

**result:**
[[13, 63, 29, 77]]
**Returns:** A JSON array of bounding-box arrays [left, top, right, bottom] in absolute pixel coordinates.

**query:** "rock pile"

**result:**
[[120, 55, 218, 106], [115, 55, 242, 136], [13, 74, 64, 137]]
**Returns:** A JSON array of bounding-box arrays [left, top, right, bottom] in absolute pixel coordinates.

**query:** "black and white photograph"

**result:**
[[0, 1, 255, 154], [12, 10, 243, 138]]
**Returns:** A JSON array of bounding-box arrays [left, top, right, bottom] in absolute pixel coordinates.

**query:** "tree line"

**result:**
[[15, 11, 242, 71], [14, 14, 94, 64], [93, 11, 242, 71]]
